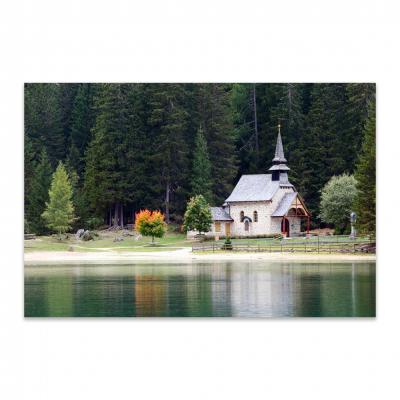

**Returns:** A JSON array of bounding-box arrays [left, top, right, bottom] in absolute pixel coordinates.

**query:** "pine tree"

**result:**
[[146, 84, 190, 222], [42, 162, 75, 238], [24, 83, 65, 166], [354, 99, 376, 234], [84, 83, 134, 226], [191, 126, 213, 202], [25, 148, 53, 234], [68, 83, 95, 175], [197, 84, 238, 204], [301, 84, 348, 217], [343, 83, 376, 172]]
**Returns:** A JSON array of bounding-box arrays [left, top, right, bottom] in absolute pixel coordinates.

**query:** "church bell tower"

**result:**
[[268, 123, 291, 184]]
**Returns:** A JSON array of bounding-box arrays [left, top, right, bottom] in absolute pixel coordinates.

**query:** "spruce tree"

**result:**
[[26, 148, 53, 234], [196, 84, 238, 204], [354, 99, 376, 234], [68, 83, 95, 175], [83, 83, 133, 226], [42, 162, 76, 238], [24, 83, 65, 166], [191, 126, 213, 202], [146, 84, 190, 222]]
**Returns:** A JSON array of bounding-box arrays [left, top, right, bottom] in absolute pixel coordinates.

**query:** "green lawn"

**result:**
[[25, 229, 372, 253], [24, 230, 192, 253]]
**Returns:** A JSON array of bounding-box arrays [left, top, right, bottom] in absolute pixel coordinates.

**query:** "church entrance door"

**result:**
[[281, 218, 290, 237], [225, 223, 231, 237]]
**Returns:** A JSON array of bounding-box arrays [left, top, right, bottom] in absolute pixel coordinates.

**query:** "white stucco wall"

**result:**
[[187, 221, 233, 239], [228, 187, 296, 237], [186, 187, 304, 239]]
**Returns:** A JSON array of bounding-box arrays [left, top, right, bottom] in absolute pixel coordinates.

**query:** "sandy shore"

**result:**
[[24, 248, 376, 264]]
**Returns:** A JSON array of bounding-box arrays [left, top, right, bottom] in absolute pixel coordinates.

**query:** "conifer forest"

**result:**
[[24, 83, 376, 234]]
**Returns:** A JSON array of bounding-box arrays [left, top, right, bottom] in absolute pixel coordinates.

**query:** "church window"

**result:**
[[253, 211, 258, 222], [240, 211, 244, 222]]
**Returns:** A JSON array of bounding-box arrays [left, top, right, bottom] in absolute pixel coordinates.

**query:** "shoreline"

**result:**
[[24, 249, 376, 264]]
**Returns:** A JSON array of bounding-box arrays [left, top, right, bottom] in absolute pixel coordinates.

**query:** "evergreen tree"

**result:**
[[191, 126, 212, 202], [197, 84, 238, 204], [146, 84, 190, 222], [68, 83, 95, 175], [301, 84, 348, 217], [42, 162, 76, 238], [231, 83, 259, 173], [24, 83, 65, 166], [84, 83, 137, 226], [26, 148, 53, 234], [343, 83, 376, 172], [354, 99, 376, 234]]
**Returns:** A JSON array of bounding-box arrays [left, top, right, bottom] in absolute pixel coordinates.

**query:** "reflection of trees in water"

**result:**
[[24, 262, 376, 317], [296, 263, 376, 317], [135, 275, 167, 317], [24, 275, 50, 317]]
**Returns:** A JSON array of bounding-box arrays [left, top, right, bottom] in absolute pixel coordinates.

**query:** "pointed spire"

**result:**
[[272, 123, 287, 163]]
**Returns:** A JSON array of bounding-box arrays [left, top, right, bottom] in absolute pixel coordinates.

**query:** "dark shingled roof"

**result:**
[[272, 131, 287, 163], [225, 174, 280, 202], [271, 192, 297, 217], [210, 207, 233, 221]]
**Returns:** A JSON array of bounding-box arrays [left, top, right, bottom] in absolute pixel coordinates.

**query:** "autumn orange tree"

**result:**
[[134, 210, 167, 244]]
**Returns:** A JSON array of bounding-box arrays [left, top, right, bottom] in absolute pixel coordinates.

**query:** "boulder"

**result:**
[[81, 230, 95, 241], [75, 229, 85, 240], [113, 236, 124, 242]]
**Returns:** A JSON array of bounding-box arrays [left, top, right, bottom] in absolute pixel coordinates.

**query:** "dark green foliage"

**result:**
[[24, 83, 375, 234], [26, 149, 52, 234], [24, 83, 65, 166], [68, 83, 95, 175], [354, 99, 376, 234], [191, 126, 212, 202], [196, 84, 238, 204], [145, 84, 190, 222]]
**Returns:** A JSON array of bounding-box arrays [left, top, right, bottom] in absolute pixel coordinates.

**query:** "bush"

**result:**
[[223, 236, 233, 250]]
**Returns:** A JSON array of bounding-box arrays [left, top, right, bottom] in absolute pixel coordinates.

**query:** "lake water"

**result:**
[[24, 261, 375, 317]]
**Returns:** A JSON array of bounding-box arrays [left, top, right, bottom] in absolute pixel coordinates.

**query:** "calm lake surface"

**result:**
[[24, 261, 375, 317]]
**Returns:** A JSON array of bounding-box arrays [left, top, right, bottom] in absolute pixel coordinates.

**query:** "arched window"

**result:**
[[253, 211, 258, 222], [240, 211, 244, 222]]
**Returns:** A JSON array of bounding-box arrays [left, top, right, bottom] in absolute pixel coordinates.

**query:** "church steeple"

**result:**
[[272, 123, 287, 164], [268, 123, 291, 183]]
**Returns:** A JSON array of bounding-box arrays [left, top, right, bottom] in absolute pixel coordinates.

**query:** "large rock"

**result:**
[[75, 229, 85, 240], [81, 230, 95, 241]]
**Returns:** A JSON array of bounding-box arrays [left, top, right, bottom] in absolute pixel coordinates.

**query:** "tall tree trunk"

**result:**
[[109, 206, 112, 227], [165, 180, 170, 224], [252, 84, 259, 163], [120, 203, 124, 228], [114, 202, 119, 227]]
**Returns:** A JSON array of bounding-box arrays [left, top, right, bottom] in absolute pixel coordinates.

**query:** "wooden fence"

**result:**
[[192, 235, 375, 254]]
